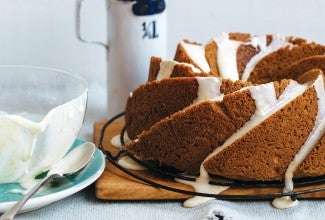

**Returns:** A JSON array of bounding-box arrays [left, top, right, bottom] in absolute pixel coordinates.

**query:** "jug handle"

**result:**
[[75, 0, 109, 50]]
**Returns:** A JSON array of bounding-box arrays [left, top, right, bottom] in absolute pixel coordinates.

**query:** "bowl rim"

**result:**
[[0, 64, 88, 90]]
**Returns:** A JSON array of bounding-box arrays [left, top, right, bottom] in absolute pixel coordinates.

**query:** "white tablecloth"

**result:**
[[16, 82, 325, 220], [16, 186, 325, 220]]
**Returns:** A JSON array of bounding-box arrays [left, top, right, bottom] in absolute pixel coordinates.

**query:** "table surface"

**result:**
[[14, 83, 325, 220]]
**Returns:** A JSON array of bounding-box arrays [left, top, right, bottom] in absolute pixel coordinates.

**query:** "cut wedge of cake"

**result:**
[[125, 77, 251, 139]]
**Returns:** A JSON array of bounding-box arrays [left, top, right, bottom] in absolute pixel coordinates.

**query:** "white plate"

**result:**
[[0, 139, 105, 213]]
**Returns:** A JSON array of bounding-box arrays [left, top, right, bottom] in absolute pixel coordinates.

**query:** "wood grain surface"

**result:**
[[94, 120, 325, 200]]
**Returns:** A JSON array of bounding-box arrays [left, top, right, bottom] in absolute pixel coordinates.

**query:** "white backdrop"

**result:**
[[0, 0, 324, 84]]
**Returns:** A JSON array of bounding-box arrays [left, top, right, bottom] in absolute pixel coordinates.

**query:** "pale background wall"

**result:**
[[0, 0, 324, 85]]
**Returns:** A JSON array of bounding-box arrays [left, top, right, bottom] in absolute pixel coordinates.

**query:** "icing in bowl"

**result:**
[[0, 66, 88, 186]]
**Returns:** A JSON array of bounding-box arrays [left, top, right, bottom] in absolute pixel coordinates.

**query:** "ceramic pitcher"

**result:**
[[76, 0, 167, 117]]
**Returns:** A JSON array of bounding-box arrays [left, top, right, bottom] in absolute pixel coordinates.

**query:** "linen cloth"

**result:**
[[17, 186, 325, 220]]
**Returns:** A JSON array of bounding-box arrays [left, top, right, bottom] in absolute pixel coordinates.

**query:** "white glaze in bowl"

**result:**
[[0, 66, 88, 185]]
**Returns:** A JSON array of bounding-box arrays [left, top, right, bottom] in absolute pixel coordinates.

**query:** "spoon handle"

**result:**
[[0, 173, 62, 220]]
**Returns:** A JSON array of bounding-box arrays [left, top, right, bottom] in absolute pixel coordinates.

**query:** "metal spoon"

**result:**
[[0, 142, 96, 220]]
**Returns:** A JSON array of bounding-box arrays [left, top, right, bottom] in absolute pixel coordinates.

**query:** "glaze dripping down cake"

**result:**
[[123, 33, 325, 186]]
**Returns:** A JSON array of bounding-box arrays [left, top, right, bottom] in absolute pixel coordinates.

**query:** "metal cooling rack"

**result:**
[[98, 112, 325, 200]]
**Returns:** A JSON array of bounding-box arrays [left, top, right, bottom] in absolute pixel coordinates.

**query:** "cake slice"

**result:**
[[125, 77, 251, 140], [126, 79, 292, 173], [147, 57, 210, 81], [173, 40, 211, 74], [283, 55, 325, 81], [295, 68, 325, 84], [247, 43, 325, 84], [205, 32, 261, 80], [203, 74, 324, 181]]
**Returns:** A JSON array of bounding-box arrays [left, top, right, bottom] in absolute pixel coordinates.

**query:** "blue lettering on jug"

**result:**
[[142, 21, 159, 39], [132, 0, 166, 16]]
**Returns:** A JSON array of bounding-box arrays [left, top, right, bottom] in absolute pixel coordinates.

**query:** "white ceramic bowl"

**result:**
[[0, 66, 88, 185]]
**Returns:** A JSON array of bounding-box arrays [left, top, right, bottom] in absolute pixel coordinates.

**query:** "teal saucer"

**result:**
[[0, 139, 105, 213]]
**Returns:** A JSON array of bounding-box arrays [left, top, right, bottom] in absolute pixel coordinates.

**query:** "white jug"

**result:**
[[76, 0, 167, 117]]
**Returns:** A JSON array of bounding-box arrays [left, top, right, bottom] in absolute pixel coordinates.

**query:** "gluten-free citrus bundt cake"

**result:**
[[123, 32, 325, 185], [127, 74, 324, 180]]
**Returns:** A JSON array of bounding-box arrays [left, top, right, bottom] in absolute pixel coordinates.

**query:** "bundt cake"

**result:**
[[121, 32, 325, 208], [126, 75, 324, 180]]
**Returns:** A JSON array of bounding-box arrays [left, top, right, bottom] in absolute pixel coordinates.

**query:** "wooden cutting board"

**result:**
[[94, 120, 325, 200]]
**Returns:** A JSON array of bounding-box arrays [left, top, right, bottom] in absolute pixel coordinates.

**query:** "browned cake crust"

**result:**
[[228, 32, 251, 42], [295, 69, 325, 84], [287, 36, 307, 45], [273, 80, 292, 99], [285, 55, 325, 81], [205, 41, 219, 76], [171, 65, 209, 78], [236, 45, 259, 79], [248, 43, 325, 83], [220, 79, 253, 95], [125, 77, 251, 140], [148, 56, 162, 81], [203, 86, 319, 181]]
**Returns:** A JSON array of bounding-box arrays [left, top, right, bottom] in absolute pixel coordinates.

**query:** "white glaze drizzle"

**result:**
[[118, 156, 148, 171], [111, 133, 147, 170], [192, 77, 224, 105], [111, 133, 131, 149], [272, 196, 299, 209], [156, 60, 201, 80], [272, 75, 325, 209], [241, 35, 291, 81], [176, 164, 229, 208], [180, 41, 211, 73], [213, 33, 242, 81], [156, 60, 178, 80], [248, 35, 268, 49]]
